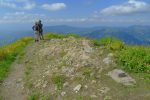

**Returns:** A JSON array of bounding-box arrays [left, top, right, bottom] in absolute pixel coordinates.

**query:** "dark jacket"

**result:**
[[32, 24, 40, 31], [38, 23, 43, 33]]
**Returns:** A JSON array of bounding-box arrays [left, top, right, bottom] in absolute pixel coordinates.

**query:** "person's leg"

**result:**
[[39, 32, 42, 40], [39, 32, 44, 40], [41, 32, 44, 40], [37, 32, 40, 41], [34, 31, 37, 42]]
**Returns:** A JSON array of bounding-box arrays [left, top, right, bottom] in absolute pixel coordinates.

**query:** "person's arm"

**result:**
[[32, 26, 34, 30]]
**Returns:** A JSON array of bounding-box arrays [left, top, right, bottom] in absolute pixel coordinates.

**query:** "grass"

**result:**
[[51, 73, 66, 90], [116, 46, 150, 73], [17, 51, 25, 64], [24, 65, 34, 89], [74, 76, 82, 82], [28, 92, 40, 100], [28, 92, 52, 100], [44, 33, 81, 39], [82, 67, 92, 78], [93, 37, 124, 50], [0, 37, 33, 82]]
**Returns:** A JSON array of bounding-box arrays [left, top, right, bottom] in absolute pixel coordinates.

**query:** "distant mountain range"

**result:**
[[0, 30, 33, 46], [44, 25, 150, 45], [0, 25, 150, 46]]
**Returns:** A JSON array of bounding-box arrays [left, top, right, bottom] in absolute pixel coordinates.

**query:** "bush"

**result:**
[[100, 37, 124, 50], [51, 73, 66, 90], [93, 39, 101, 47], [116, 46, 150, 73], [93, 37, 124, 50]]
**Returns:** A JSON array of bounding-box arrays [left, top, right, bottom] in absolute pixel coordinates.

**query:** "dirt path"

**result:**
[[0, 43, 34, 100], [0, 63, 27, 100]]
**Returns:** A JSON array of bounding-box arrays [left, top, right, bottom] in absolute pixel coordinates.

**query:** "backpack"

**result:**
[[32, 25, 39, 31]]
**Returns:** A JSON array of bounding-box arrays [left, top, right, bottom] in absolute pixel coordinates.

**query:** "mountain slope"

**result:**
[[1, 35, 149, 100], [82, 28, 150, 45]]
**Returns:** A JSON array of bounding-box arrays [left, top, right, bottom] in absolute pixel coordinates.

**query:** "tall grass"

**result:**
[[116, 46, 150, 73], [0, 37, 33, 82], [93, 37, 124, 50]]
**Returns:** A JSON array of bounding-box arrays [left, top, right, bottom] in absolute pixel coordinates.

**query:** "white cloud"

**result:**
[[0, 12, 88, 24], [23, 2, 35, 10], [0, 0, 35, 10], [0, 0, 17, 8], [0, 12, 47, 23], [42, 3, 66, 11], [100, 0, 150, 15]]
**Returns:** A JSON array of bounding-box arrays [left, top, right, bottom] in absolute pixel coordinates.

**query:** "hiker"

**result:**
[[38, 20, 44, 40], [32, 22, 40, 42]]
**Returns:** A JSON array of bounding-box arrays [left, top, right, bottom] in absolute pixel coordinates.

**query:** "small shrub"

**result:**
[[51, 73, 66, 90], [28, 92, 40, 100], [93, 39, 101, 47], [79, 67, 92, 78], [74, 76, 82, 82], [100, 37, 124, 50]]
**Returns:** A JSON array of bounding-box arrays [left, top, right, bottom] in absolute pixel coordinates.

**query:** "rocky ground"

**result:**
[[0, 36, 150, 100]]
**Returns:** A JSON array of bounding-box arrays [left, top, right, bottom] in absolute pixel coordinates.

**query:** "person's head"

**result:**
[[39, 20, 41, 23]]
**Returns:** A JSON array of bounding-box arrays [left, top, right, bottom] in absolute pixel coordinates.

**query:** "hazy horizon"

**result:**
[[0, 0, 150, 31]]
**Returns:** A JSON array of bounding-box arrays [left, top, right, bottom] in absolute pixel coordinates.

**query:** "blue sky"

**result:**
[[0, 0, 150, 28]]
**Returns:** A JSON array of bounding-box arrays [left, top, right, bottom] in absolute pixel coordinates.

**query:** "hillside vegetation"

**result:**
[[0, 37, 33, 81], [0, 33, 150, 100]]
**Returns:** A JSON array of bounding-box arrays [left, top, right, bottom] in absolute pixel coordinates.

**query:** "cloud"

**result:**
[[0, 0, 17, 8], [0, 12, 47, 23], [0, 12, 88, 24], [0, 12, 150, 26], [41, 3, 66, 11], [23, 2, 35, 10], [0, 0, 35, 10], [100, 0, 150, 15]]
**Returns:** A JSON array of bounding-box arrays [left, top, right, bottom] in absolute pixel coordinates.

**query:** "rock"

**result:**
[[108, 69, 136, 86], [61, 91, 66, 96], [42, 81, 48, 88], [44, 70, 50, 75], [108, 53, 113, 57], [73, 84, 82, 93], [16, 78, 22, 83], [24, 60, 29, 63], [104, 96, 112, 100], [99, 87, 110, 94], [90, 94, 97, 98], [35, 82, 41, 88], [63, 82, 69, 87], [82, 40, 93, 53], [62, 67, 74, 75], [103, 57, 113, 64], [84, 85, 88, 89], [91, 80, 96, 84]]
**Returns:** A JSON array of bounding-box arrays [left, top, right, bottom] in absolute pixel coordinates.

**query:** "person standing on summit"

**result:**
[[38, 20, 44, 40], [32, 22, 40, 42]]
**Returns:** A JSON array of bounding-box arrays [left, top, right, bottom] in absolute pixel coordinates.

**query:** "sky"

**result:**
[[0, 0, 150, 29]]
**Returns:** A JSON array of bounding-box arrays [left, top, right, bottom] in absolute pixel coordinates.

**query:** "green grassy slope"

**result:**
[[0, 37, 33, 81]]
